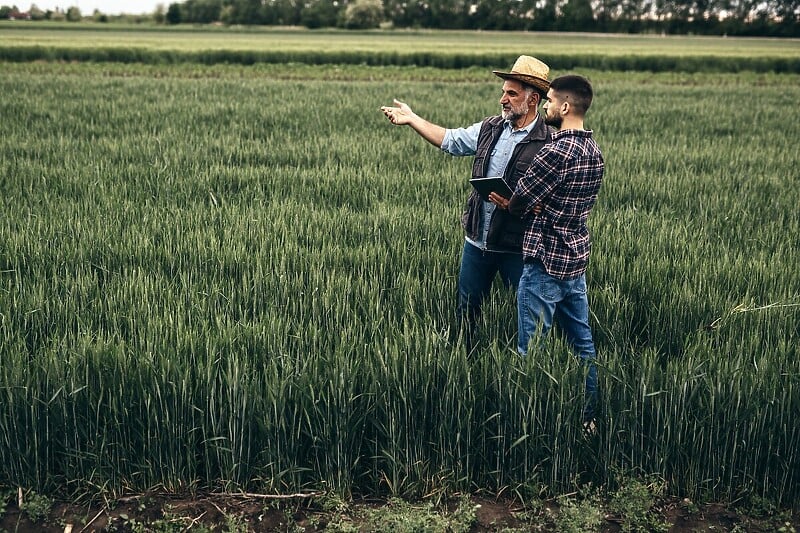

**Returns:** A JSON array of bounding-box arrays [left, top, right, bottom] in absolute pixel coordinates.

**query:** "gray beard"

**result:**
[[502, 105, 528, 124], [502, 110, 521, 122]]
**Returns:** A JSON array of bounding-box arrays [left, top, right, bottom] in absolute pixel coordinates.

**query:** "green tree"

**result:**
[[559, 0, 596, 30], [166, 2, 182, 23], [383, 0, 414, 27], [262, 0, 302, 25], [468, 0, 503, 29], [529, 0, 558, 30], [29, 4, 46, 19], [153, 3, 166, 23], [219, 3, 234, 23], [615, 0, 651, 32], [428, 0, 468, 28], [301, 0, 341, 28], [772, 0, 800, 35], [65, 5, 82, 20], [390, 0, 431, 27], [718, 0, 758, 32], [223, 0, 265, 25], [341, 0, 383, 28], [182, 0, 222, 22]]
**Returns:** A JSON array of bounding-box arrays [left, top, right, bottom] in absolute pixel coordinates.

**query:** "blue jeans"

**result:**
[[517, 260, 598, 421], [457, 241, 523, 350]]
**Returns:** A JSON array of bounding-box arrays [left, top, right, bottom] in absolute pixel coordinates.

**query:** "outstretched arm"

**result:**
[[380, 99, 446, 148]]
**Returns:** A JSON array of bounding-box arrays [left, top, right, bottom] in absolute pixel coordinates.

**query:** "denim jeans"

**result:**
[[457, 241, 523, 351], [517, 260, 598, 420]]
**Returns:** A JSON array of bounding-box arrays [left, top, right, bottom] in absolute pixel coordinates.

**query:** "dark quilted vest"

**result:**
[[461, 116, 553, 252]]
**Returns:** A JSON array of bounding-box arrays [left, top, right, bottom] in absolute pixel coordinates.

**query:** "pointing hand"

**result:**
[[381, 98, 415, 125]]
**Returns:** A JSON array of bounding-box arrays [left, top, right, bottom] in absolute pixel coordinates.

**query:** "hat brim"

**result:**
[[493, 71, 550, 96]]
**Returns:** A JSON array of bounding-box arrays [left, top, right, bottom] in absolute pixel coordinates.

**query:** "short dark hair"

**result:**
[[549, 75, 593, 115]]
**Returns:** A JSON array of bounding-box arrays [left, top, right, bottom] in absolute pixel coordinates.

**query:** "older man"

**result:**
[[381, 56, 554, 352]]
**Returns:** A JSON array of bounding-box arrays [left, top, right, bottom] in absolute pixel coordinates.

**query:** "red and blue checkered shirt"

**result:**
[[508, 129, 604, 280]]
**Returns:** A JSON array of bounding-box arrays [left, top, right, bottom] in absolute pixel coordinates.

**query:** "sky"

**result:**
[[21, 0, 164, 15]]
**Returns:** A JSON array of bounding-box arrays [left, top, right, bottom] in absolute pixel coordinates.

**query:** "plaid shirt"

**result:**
[[508, 129, 604, 280]]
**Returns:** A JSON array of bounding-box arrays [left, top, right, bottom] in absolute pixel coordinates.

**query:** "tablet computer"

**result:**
[[469, 176, 514, 202]]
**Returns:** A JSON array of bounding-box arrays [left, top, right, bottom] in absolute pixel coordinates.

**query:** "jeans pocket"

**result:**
[[569, 275, 587, 295], [536, 270, 560, 302]]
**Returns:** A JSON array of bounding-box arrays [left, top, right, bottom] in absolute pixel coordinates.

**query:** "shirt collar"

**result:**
[[552, 128, 593, 140]]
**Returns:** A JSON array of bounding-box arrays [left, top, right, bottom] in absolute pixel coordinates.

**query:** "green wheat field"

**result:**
[[1, 27, 799, 507]]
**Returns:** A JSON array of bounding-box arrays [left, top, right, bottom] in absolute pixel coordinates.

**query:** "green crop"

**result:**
[[1, 62, 798, 506]]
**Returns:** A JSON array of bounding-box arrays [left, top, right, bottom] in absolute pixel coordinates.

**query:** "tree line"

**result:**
[[164, 0, 798, 35], [2, 0, 798, 36], [1, 5, 160, 23]]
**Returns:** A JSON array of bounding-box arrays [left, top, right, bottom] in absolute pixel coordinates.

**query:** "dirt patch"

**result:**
[[2, 491, 798, 532]]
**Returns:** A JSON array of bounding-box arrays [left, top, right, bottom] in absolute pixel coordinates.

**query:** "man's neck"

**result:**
[[559, 117, 584, 131], [512, 112, 538, 131]]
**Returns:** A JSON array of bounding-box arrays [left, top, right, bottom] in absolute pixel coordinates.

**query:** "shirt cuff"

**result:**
[[508, 193, 528, 218]]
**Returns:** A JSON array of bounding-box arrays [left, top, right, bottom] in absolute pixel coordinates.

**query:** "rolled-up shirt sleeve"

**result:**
[[440, 121, 483, 155]]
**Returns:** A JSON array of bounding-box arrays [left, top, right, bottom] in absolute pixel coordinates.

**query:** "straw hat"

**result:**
[[493, 56, 550, 96]]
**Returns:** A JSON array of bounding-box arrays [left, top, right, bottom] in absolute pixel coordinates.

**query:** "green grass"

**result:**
[[1, 61, 799, 507]]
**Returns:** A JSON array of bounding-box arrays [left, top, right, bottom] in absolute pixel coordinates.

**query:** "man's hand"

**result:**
[[490, 192, 542, 216], [379, 99, 446, 147], [381, 99, 416, 126], [488, 192, 510, 210]]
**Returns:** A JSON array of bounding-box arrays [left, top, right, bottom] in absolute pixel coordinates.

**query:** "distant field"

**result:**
[[0, 24, 797, 55], [1, 23, 799, 71]]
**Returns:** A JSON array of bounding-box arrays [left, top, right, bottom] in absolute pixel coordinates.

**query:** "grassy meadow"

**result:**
[[1, 29, 800, 509]]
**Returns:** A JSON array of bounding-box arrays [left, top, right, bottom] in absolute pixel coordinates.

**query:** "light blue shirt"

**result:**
[[441, 117, 538, 251]]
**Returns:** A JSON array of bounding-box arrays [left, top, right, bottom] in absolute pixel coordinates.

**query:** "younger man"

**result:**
[[491, 75, 604, 425]]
